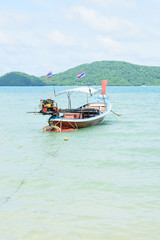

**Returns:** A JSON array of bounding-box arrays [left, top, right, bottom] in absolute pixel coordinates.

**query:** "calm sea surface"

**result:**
[[0, 86, 160, 240]]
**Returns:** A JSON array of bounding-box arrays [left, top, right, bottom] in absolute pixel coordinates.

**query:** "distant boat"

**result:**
[[38, 80, 111, 132]]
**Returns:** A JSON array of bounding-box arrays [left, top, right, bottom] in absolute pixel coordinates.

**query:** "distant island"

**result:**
[[0, 61, 160, 86]]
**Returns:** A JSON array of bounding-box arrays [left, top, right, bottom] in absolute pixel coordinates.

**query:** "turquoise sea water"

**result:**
[[0, 86, 160, 240]]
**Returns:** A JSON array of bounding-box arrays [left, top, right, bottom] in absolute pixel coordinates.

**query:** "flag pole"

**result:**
[[45, 71, 53, 99]]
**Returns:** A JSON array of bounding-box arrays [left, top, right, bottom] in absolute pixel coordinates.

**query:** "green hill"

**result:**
[[0, 72, 44, 86], [1, 61, 160, 86], [42, 61, 160, 86]]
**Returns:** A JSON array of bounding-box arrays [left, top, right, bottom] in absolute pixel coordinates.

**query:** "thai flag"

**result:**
[[45, 71, 52, 79], [77, 71, 85, 79]]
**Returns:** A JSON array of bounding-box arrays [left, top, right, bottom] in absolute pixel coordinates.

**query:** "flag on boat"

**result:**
[[45, 71, 52, 79], [101, 80, 107, 95], [77, 71, 85, 79]]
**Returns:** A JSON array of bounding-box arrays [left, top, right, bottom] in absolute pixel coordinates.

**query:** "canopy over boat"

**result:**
[[55, 86, 100, 96]]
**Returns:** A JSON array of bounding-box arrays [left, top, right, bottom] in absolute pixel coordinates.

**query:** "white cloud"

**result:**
[[80, 0, 136, 9], [0, 32, 10, 44], [48, 30, 75, 47], [0, 11, 29, 28], [0, 1, 160, 76], [97, 35, 122, 51], [0, 11, 34, 47], [66, 6, 139, 39], [0, 30, 41, 48]]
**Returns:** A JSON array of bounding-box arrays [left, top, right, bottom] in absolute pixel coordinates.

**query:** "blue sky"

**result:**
[[0, 0, 160, 76]]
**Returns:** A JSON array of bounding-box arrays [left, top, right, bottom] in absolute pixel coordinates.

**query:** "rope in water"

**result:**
[[0, 136, 62, 208], [1, 110, 118, 208], [110, 109, 121, 116], [43, 125, 61, 132]]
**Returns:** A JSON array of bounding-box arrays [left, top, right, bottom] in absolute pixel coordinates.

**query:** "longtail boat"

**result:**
[[36, 80, 111, 132]]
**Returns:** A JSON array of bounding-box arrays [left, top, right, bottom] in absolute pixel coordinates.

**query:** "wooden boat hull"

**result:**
[[49, 115, 105, 129], [49, 99, 111, 129]]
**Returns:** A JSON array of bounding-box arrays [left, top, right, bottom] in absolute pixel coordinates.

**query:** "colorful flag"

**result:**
[[77, 71, 85, 79], [45, 71, 52, 79], [101, 80, 107, 95]]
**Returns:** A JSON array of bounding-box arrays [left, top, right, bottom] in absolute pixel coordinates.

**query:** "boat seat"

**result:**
[[61, 108, 82, 113], [82, 108, 100, 118], [63, 113, 82, 119], [84, 106, 100, 110], [100, 106, 107, 112], [81, 108, 99, 113]]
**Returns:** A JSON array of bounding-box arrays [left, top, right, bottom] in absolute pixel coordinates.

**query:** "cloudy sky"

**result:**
[[0, 0, 160, 76]]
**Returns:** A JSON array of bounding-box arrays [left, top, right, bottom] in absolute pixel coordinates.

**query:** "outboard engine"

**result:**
[[39, 99, 58, 116]]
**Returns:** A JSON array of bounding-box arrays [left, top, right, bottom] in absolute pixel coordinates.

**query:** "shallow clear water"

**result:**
[[0, 86, 160, 240]]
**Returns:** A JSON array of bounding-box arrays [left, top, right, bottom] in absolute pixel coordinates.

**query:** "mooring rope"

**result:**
[[67, 121, 78, 130], [0, 139, 62, 208], [110, 109, 121, 116], [43, 125, 61, 132], [0, 117, 79, 209], [0, 180, 25, 207]]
